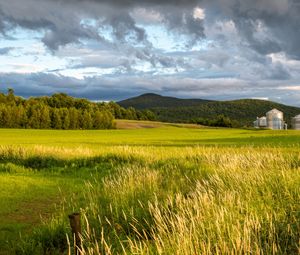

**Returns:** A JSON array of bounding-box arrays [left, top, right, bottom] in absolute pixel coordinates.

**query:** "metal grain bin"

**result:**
[[266, 109, 284, 130], [253, 116, 267, 128], [258, 116, 267, 127], [292, 115, 300, 130]]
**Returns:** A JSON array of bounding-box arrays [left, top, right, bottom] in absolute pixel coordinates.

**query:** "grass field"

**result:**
[[0, 122, 299, 254]]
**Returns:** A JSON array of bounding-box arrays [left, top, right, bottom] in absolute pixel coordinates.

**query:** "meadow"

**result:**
[[0, 122, 299, 254]]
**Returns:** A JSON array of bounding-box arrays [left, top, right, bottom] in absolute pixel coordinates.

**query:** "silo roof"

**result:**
[[266, 108, 283, 114], [293, 114, 300, 118]]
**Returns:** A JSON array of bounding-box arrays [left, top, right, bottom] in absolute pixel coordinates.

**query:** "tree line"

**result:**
[[191, 115, 239, 128], [0, 89, 156, 129]]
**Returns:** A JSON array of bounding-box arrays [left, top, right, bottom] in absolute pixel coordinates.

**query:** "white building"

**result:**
[[266, 109, 284, 130], [292, 115, 300, 130], [254, 116, 267, 128], [254, 109, 286, 130]]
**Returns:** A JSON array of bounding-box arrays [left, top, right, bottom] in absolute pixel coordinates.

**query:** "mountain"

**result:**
[[118, 93, 213, 109], [118, 94, 300, 127]]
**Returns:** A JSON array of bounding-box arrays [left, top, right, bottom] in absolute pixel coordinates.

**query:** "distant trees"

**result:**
[[0, 89, 157, 129], [106, 102, 157, 121], [192, 115, 239, 128], [60, 108, 70, 130], [93, 111, 113, 129], [51, 108, 62, 129], [68, 108, 79, 129]]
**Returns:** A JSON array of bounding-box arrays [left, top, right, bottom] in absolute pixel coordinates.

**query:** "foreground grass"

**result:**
[[0, 126, 299, 254], [0, 167, 88, 254]]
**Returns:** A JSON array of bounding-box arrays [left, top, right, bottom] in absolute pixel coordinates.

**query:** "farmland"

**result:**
[[0, 123, 299, 254]]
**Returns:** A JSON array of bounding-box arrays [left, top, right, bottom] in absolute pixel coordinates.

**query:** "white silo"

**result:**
[[258, 116, 267, 127], [292, 115, 300, 130], [266, 109, 284, 130]]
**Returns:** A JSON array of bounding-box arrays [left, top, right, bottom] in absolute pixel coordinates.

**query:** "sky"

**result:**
[[0, 0, 300, 106]]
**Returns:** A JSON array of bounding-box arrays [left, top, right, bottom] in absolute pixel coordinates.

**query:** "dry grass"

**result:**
[[115, 120, 203, 129], [115, 120, 163, 129], [55, 146, 300, 255]]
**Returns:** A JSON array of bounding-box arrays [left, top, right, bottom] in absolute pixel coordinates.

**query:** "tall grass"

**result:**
[[1, 145, 299, 254], [71, 148, 300, 255]]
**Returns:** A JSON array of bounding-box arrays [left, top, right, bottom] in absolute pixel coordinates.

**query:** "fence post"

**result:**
[[68, 212, 82, 255]]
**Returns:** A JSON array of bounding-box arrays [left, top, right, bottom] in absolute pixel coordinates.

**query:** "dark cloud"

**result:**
[[233, 19, 282, 55], [0, 0, 203, 51], [51, 0, 199, 7], [162, 8, 205, 47], [104, 12, 148, 44], [0, 72, 151, 100], [0, 47, 14, 55], [1, 72, 300, 106], [264, 64, 291, 80], [0, 0, 299, 59], [207, 0, 300, 59]]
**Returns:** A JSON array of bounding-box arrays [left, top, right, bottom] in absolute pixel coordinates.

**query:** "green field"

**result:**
[[1, 125, 300, 148], [0, 125, 299, 254]]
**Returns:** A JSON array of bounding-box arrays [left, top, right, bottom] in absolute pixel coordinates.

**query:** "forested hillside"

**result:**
[[0, 89, 156, 129], [118, 93, 213, 109], [119, 94, 300, 127]]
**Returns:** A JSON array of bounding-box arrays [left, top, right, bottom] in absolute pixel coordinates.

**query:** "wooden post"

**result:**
[[68, 212, 82, 255]]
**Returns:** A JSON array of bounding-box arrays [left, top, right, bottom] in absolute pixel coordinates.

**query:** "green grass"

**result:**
[[0, 126, 299, 254], [0, 169, 87, 254], [1, 127, 300, 148]]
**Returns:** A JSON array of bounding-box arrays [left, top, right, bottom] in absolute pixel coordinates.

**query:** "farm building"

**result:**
[[266, 109, 285, 130], [253, 116, 267, 128], [254, 109, 287, 130], [292, 115, 300, 130]]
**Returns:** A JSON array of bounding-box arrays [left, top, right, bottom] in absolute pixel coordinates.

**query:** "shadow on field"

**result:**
[[0, 153, 145, 174]]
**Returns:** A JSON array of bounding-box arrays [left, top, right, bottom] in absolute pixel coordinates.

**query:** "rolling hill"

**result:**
[[118, 94, 300, 127], [118, 93, 213, 109]]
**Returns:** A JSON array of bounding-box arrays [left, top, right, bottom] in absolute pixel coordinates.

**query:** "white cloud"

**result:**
[[251, 97, 269, 101], [131, 8, 163, 24], [277, 85, 300, 91], [193, 7, 205, 20]]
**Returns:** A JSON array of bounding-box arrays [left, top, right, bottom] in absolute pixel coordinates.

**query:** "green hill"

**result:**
[[118, 93, 213, 109], [118, 94, 300, 127]]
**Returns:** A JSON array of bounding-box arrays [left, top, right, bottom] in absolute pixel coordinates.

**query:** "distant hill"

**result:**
[[118, 93, 213, 109], [118, 94, 300, 127]]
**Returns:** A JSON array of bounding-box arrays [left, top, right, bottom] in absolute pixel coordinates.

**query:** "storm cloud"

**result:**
[[0, 0, 300, 105], [1, 0, 299, 55], [0, 47, 14, 55]]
